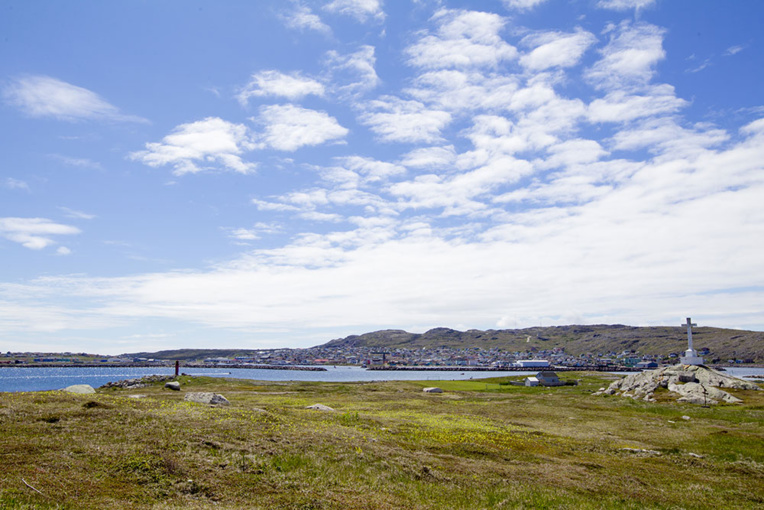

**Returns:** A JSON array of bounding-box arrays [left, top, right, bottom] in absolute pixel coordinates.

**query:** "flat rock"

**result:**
[[63, 384, 96, 394], [423, 387, 443, 393], [165, 381, 181, 391], [184, 392, 230, 406], [306, 404, 335, 411]]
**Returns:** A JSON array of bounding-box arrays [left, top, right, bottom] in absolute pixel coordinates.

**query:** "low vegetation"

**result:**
[[0, 374, 762, 509]]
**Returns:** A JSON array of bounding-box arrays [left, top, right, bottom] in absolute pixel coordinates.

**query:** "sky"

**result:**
[[1, 0, 763, 355]]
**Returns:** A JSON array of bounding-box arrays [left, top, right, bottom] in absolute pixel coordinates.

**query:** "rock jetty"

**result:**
[[594, 365, 760, 404], [99, 375, 176, 390]]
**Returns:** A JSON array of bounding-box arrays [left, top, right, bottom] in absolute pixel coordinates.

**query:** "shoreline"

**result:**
[[0, 363, 327, 371]]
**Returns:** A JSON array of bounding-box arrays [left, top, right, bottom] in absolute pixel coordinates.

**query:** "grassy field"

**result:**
[[0, 373, 762, 509]]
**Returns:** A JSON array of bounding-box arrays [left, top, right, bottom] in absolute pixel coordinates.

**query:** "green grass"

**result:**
[[0, 374, 762, 509]]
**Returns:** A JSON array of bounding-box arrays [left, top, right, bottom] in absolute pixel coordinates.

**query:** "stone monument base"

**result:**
[[680, 349, 704, 366]]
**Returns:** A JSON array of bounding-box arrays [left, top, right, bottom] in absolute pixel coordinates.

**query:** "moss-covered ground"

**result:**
[[0, 373, 761, 509]]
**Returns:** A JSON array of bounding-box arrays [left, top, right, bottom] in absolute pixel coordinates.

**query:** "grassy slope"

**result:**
[[0, 375, 762, 509]]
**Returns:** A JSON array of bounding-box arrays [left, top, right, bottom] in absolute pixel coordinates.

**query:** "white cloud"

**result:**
[[0, 217, 80, 250], [337, 156, 406, 182], [56, 246, 72, 256], [400, 146, 456, 169], [4, 178, 29, 191], [59, 207, 96, 220], [325, 45, 380, 96], [251, 199, 301, 212], [519, 29, 597, 71], [130, 117, 257, 175], [406, 70, 519, 112], [610, 118, 729, 156], [725, 45, 745, 56], [588, 85, 687, 123], [282, 3, 332, 34], [502, 0, 548, 10], [359, 96, 451, 143], [254, 104, 348, 151], [597, 0, 656, 10], [50, 155, 103, 170], [538, 139, 608, 170], [2, 75, 147, 123], [237, 70, 325, 105], [586, 22, 666, 91], [323, 0, 385, 23], [299, 211, 344, 222], [405, 9, 517, 69]]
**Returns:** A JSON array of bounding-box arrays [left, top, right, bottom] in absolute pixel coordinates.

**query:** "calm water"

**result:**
[[0, 366, 537, 392], [0, 365, 761, 393]]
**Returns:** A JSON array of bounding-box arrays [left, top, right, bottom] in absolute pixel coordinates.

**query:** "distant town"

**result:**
[[1, 343, 756, 369]]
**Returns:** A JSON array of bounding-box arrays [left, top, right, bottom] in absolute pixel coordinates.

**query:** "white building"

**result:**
[[516, 359, 550, 368]]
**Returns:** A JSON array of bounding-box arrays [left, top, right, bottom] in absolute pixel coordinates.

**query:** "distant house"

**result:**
[[636, 361, 659, 369], [524, 371, 565, 387]]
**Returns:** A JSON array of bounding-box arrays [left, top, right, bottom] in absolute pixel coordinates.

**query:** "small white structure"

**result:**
[[516, 359, 550, 368], [537, 372, 563, 386], [679, 317, 704, 366], [525, 372, 564, 387]]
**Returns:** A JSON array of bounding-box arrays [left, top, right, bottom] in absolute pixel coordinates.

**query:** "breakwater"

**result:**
[[185, 364, 327, 371]]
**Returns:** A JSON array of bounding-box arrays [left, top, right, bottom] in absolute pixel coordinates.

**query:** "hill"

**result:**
[[121, 348, 254, 361], [320, 324, 764, 361]]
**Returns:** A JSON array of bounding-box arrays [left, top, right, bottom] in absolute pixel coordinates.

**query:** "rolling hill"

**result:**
[[319, 324, 764, 361]]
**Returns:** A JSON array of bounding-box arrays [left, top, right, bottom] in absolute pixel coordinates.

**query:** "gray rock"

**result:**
[[619, 448, 661, 456], [598, 365, 757, 405], [423, 387, 443, 393], [306, 404, 335, 411], [678, 372, 697, 383], [63, 384, 96, 394], [184, 392, 230, 406], [165, 381, 181, 391], [669, 382, 742, 405]]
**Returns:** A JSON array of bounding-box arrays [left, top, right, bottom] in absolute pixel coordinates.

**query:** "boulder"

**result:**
[[165, 381, 181, 391], [306, 404, 335, 411], [423, 387, 443, 393], [669, 382, 742, 405], [63, 384, 96, 394], [184, 392, 230, 406], [596, 365, 758, 404]]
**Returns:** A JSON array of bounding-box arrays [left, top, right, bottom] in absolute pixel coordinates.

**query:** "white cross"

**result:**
[[682, 317, 697, 351]]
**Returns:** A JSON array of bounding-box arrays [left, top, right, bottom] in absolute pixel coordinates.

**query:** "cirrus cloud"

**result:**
[[2, 75, 147, 123], [0, 217, 80, 250]]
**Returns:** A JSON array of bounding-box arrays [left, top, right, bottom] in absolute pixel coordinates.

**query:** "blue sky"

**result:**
[[1, 0, 763, 355]]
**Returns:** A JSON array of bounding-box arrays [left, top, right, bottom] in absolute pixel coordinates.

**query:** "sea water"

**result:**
[[0, 365, 538, 392], [0, 365, 761, 393]]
